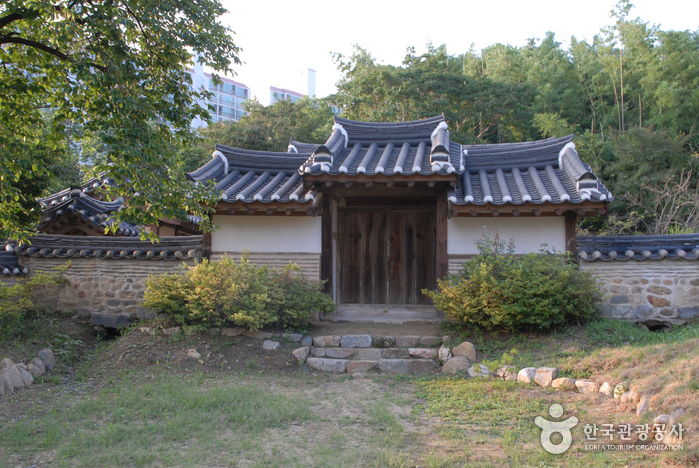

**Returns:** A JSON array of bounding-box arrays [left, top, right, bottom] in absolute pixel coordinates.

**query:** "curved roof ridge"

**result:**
[[333, 115, 445, 128]]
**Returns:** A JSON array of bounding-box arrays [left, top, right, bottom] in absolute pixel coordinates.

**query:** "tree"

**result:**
[[0, 0, 240, 241]]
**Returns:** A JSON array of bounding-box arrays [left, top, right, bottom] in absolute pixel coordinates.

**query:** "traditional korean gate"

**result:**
[[338, 211, 436, 305]]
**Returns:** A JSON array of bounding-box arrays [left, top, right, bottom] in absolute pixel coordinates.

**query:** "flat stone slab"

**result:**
[[292, 347, 310, 364], [162, 327, 181, 337], [409, 359, 439, 374], [300, 336, 313, 347], [313, 335, 341, 347], [347, 360, 378, 374], [91, 312, 130, 329], [576, 380, 599, 394], [552, 377, 576, 391], [310, 348, 326, 358], [408, 348, 438, 359], [378, 359, 409, 375], [306, 358, 349, 373], [262, 340, 280, 351], [419, 336, 441, 346], [325, 348, 357, 359], [372, 336, 396, 348], [246, 331, 273, 339], [354, 348, 382, 360], [396, 336, 421, 348], [222, 327, 245, 337], [282, 333, 303, 342], [382, 348, 410, 359], [340, 335, 373, 348]]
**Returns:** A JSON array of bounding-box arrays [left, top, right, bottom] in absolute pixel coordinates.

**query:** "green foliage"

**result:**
[[0, 264, 70, 340], [585, 317, 699, 347], [142, 256, 335, 331], [424, 233, 601, 332]]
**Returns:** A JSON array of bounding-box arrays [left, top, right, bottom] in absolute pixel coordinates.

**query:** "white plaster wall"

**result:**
[[447, 217, 566, 255], [212, 215, 322, 253]]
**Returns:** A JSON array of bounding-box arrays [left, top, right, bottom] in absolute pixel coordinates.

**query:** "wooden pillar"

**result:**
[[320, 191, 333, 295], [202, 232, 212, 261], [436, 190, 448, 280], [565, 210, 578, 255]]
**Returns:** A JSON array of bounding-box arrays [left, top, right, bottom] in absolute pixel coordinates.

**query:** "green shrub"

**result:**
[[0, 264, 70, 340], [423, 233, 601, 332], [142, 255, 335, 331]]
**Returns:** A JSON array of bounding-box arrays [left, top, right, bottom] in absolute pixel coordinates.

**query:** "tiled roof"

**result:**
[[8, 235, 202, 261], [40, 190, 140, 236], [0, 250, 27, 276], [38, 174, 115, 208], [577, 235, 699, 261]]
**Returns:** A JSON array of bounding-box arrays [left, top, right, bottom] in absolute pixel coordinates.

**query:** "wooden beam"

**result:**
[[202, 232, 212, 260], [304, 173, 458, 185], [321, 192, 333, 295], [436, 191, 448, 280], [565, 210, 578, 255]]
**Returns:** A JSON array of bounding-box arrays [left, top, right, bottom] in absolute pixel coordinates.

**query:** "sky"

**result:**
[[217, 0, 699, 104]]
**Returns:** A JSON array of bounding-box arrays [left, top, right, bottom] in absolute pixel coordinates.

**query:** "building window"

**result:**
[[209, 78, 218, 91], [220, 94, 235, 106], [237, 87, 248, 99], [222, 83, 235, 94]]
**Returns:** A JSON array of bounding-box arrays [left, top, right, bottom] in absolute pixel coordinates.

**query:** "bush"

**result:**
[[142, 255, 335, 331], [423, 233, 601, 332], [0, 264, 70, 340]]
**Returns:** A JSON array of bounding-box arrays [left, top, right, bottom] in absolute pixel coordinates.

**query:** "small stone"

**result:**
[[246, 331, 273, 339], [262, 340, 281, 351], [452, 341, 476, 362], [382, 348, 410, 359], [221, 327, 245, 337], [313, 335, 341, 347], [575, 381, 599, 394], [647, 296, 671, 307], [207, 328, 221, 336], [310, 348, 326, 358], [94, 326, 106, 332], [300, 336, 313, 347], [517, 367, 537, 384], [27, 364, 43, 378], [419, 336, 441, 346], [408, 348, 438, 359], [496, 365, 517, 380], [396, 336, 420, 348], [468, 364, 490, 378], [355, 348, 382, 360], [139, 326, 156, 335], [325, 348, 357, 359], [347, 360, 377, 374], [378, 359, 409, 375], [438, 346, 452, 362], [38, 349, 55, 371], [620, 390, 639, 403], [409, 359, 439, 374], [599, 382, 613, 396], [340, 335, 372, 348], [282, 333, 303, 343], [613, 382, 629, 399], [534, 367, 558, 387], [654, 414, 669, 426], [4, 364, 22, 390], [292, 347, 310, 364], [441, 356, 471, 375], [162, 327, 181, 337], [16, 363, 26, 371], [17, 367, 33, 386], [552, 377, 576, 390], [372, 336, 396, 348], [0, 369, 13, 396], [186, 349, 201, 360], [648, 285, 671, 295], [306, 358, 349, 373], [30, 358, 45, 374], [442, 335, 451, 344], [636, 395, 650, 416], [0, 358, 12, 372]]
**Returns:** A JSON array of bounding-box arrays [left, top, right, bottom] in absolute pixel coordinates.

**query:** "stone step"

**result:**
[[306, 357, 440, 375], [330, 304, 445, 324], [310, 347, 439, 360]]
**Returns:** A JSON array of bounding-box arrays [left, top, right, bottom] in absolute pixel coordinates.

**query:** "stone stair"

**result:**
[[330, 305, 445, 324]]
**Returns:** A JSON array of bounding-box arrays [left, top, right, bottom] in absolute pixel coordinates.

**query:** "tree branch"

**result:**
[[0, 12, 26, 30], [0, 36, 69, 61]]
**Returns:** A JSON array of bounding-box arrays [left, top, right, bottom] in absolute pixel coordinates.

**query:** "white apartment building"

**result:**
[[188, 61, 250, 128]]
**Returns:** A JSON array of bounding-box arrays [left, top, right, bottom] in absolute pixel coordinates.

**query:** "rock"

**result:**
[[292, 347, 310, 364], [18, 367, 33, 386], [664, 409, 686, 444], [30, 358, 45, 374], [306, 358, 349, 373], [636, 395, 650, 416], [139, 326, 157, 335], [372, 336, 396, 348], [300, 336, 313, 347], [340, 335, 372, 348], [442, 335, 452, 344], [599, 382, 613, 397], [207, 328, 221, 336], [355, 348, 382, 360], [310, 348, 326, 358], [347, 360, 378, 374], [552, 378, 577, 391], [452, 341, 476, 362], [27, 364, 43, 378], [186, 349, 201, 359], [620, 389, 639, 403], [396, 336, 421, 348], [382, 348, 410, 359], [246, 331, 273, 339], [534, 367, 558, 387], [654, 414, 670, 426], [0, 358, 12, 371], [408, 348, 438, 359], [409, 359, 439, 374], [94, 326, 106, 332], [496, 365, 518, 381], [282, 333, 303, 343], [438, 346, 452, 362], [419, 336, 441, 346], [575, 381, 599, 394], [378, 359, 410, 375], [4, 362, 23, 390], [0, 369, 12, 396], [16, 363, 27, 371], [613, 382, 628, 399], [325, 348, 357, 359], [468, 364, 490, 378], [262, 340, 281, 351], [38, 349, 55, 371], [313, 335, 341, 347], [517, 367, 537, 384], [162, 327, 181, 337], [221, 327, 245, 337], [91, 312, 130, 328], [441, 356, 471, 375]]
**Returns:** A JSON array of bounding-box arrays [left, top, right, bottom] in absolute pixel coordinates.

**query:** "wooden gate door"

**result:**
[[339, 211, 435, 305]]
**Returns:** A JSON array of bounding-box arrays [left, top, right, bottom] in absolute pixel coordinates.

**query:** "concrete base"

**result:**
[[330, 304, 445, 324]]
